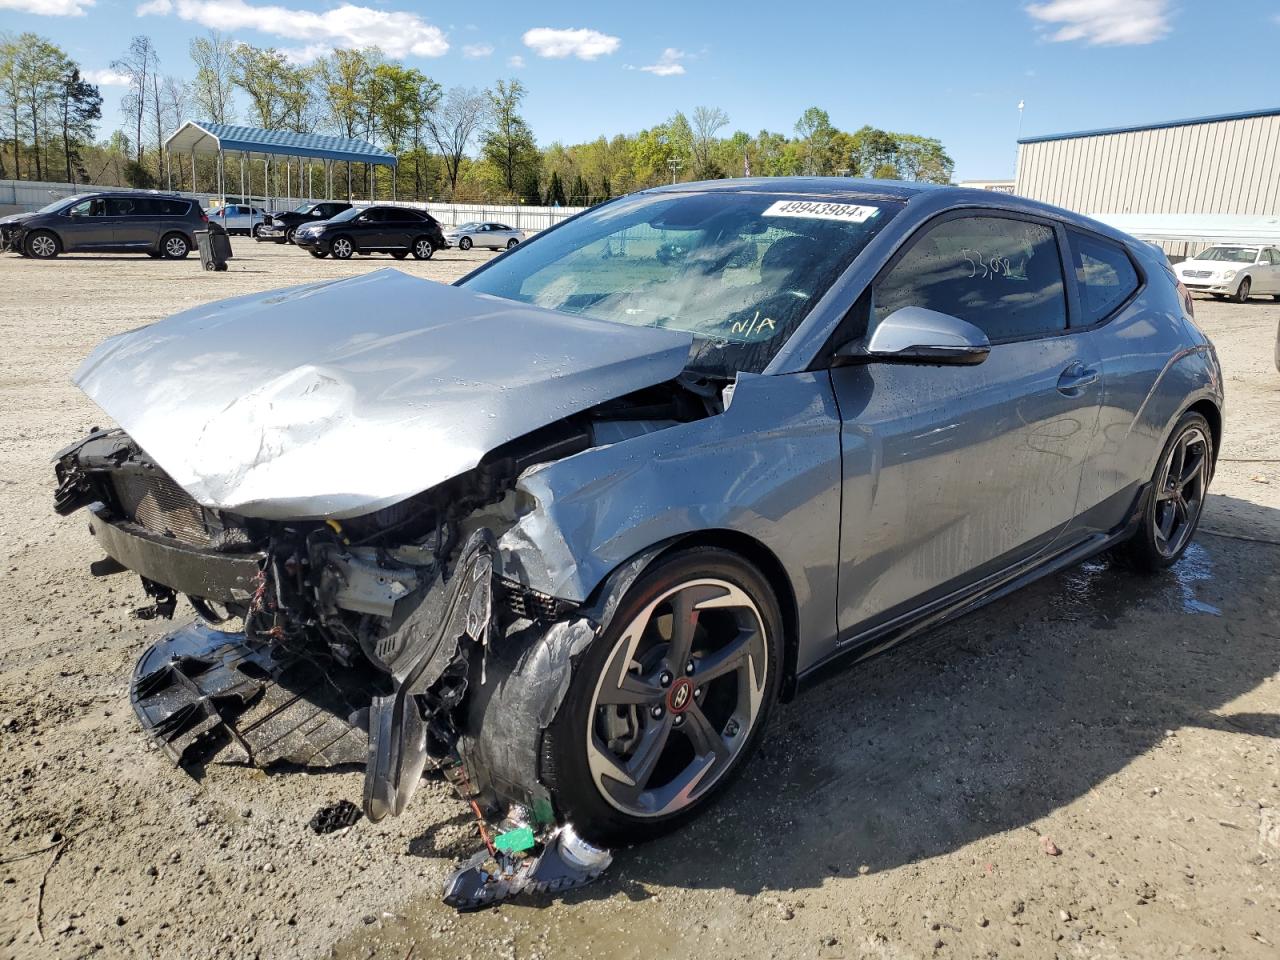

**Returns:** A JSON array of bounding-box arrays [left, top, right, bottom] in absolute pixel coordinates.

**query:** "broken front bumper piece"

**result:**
[[130, 530, 498, 823], [443, 824, 613, 910]]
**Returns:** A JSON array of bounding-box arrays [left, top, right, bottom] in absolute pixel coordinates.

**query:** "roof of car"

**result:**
[[645, 176, 945, 201]]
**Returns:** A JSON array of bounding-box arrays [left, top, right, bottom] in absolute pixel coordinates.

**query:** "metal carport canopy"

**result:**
[[164, 120, 396, 167]]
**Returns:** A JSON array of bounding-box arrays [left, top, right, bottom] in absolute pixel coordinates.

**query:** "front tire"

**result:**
[[252, 224, 265, 239], [458, 236, 472, 251], [507, 238, 519, 249], [330, 236, 354, 260], [286, 227, 297, 245], [542, 547, 783, 846], [161, 232, 190, 259], [1232, 277, 1251, 303], [1114, 411, 1212, 572], [25, 230, 59, 259]]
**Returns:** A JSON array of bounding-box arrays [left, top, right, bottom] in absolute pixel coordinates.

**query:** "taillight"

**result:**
[[1176, 279, 1194, 318], [201, 210, 209, 223]]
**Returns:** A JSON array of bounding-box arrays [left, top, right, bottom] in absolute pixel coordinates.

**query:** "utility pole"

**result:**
[[667, 158, 681, 184]]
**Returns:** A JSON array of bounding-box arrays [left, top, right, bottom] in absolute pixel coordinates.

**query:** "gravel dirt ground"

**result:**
[[0, 241, 1277, 960]]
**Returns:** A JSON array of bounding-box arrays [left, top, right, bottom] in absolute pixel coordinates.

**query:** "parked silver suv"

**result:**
[[6, 191, 207, 260]]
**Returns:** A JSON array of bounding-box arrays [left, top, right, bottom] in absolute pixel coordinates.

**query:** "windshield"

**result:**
[[328, 206, 362, 223], [459, 191, 899, 377], [292, 203, 320, 214], [1195, 246, 1258, 263], [36, 196, 76, 214]]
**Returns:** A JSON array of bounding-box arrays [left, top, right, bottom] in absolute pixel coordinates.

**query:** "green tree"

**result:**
[[481, 78, 539, 196], [189, 31, 235, 123], [57, 67, 101, 183], [544, 169, 567, 206], [794, 106, 837, 175], [231, 44, 290, 128]]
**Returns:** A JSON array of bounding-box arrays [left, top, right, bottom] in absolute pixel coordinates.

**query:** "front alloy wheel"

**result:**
[[507, 238, 519, 249], [330, 236, 353, 260], [26, 231, 58, 259], [1233, 277, 1251, 304], [543, 547, 782, 845], [458, 236, 472, 250]]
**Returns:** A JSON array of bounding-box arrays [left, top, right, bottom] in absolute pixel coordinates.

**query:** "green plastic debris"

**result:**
[[494, 826, 536, 853]]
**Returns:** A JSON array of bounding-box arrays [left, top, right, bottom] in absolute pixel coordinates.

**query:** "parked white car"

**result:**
[[1175, 245, 1280, 302], [442, 221, 525, 251], [207, 204, 267, 237]]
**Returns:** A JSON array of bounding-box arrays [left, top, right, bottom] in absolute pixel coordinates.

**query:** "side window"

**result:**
[[873, 215, 1068, 341], [1068, 230, 1141, 326], [105, 198, 136, 216], [67, 199, 95, 217]]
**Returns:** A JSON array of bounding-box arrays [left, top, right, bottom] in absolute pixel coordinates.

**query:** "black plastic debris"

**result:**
[[309, 799, 362, 835]]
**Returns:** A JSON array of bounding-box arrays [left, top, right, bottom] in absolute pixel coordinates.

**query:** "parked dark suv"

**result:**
[[256, 201, 353, 244], [292, 205, 445, 260], [6, 192, 207, 259]]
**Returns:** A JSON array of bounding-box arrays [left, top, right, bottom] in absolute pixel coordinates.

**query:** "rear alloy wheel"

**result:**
[[458, 236, 472, 250], [390, 250, 408, 260], [161, 233, 190, 259], [543, 547, 783, 845], [25, 230, 59, 259], [1114, 411, 1212, 572], [1232, 276, 1251, 303], [506, 238, 519, 249], [412, 237, 434, 260], [330, 236, 354, 260]]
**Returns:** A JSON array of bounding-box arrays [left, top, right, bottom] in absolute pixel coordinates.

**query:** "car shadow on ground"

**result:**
[[549, 498, 1279, 904]]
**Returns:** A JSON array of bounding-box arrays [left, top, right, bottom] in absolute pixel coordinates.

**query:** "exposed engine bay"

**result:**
[[52, 373, 719, 904]]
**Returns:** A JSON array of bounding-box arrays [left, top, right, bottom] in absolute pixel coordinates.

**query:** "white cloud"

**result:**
[[507, 54, 524, 68], [462, 43, 493, 58], [522, 27, 620, 61], [1026, 0, 1170, 45], [139, 0, 450, 58], [0, 0, 94, 15], [82, 67, 133, 85], [280, 42, 331, 64], [639, 48, 685, 77]]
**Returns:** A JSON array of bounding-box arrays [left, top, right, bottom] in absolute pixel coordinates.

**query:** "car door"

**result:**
[[829, 211, 1103, 640], [1259, 248, 1280, 293], [112, 197, 158, 248], [60, 197, 113, 250], [386, 209, 420, 248]]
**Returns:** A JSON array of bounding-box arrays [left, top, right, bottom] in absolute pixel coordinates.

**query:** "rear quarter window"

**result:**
[[1068, 230, 1141, 325]]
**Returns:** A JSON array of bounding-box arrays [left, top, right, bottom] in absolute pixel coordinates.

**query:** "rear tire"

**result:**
[[161, 232, 190, 259], [309, 250, 327, 259], [1232, 277, 1251, 303], [252, 224, 265, 239], [1113, 411, 1213, 572], [25, 230, 59, 259], [390, 250, 408, 260], [411, 237, 434, 260], [541, 546, 784, 846]]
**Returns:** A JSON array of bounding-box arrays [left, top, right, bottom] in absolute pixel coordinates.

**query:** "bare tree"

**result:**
[[425, 85, 486, 194], [189, 31, 235, 123], [691, 105, 729, 179], [111, 35, 159, 167]]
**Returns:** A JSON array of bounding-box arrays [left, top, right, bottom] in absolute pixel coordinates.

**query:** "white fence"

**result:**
[[0, 178, 590, 230]]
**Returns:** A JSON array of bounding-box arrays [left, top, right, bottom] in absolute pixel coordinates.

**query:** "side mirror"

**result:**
[[835, 306, 991, 366]]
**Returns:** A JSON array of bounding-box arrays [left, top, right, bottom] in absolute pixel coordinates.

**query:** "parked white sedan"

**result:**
[[1175, 245, 1280, 302], [206, 204, 267, 237], [442, 221, 525, 251]]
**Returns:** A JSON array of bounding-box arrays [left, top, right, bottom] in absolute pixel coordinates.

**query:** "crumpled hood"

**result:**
[[0, 211, 34, 226], [74, 269, 693, 520]]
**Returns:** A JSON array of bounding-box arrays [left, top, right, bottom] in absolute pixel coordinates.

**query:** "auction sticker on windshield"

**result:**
[[763, 200, 880, 223]]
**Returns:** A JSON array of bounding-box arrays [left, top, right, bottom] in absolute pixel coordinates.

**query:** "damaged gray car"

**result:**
[[54, 178, 1222, 905]]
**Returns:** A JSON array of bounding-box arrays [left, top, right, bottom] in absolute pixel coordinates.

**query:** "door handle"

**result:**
[[1057, 362, 1099, 395]]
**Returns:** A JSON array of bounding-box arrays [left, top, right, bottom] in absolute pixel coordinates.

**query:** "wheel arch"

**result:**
[[1185, 397, 1222, 476], [577, 529, 802, 703]]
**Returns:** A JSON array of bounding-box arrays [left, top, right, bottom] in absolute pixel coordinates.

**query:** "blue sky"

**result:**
[[3, 0, 1277, 179]]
